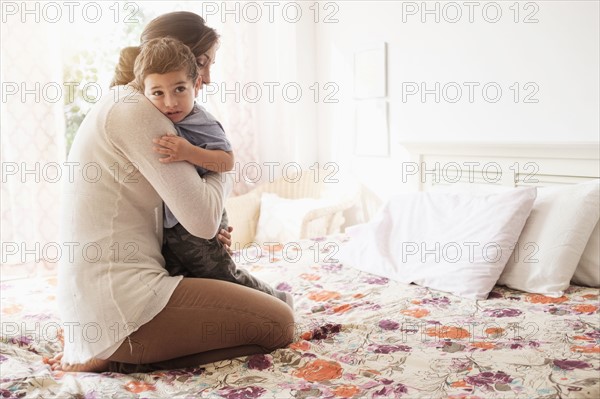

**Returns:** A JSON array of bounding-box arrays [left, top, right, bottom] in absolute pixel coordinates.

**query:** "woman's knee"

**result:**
[[254, 298, 295, 352], [166, 278, 296, 352]]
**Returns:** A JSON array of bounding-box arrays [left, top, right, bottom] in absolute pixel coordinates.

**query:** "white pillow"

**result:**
[[338, 188, 537, 299], [572, 222, 600, 287], [498, 180, 600, 295], [254, 193, 334, 244]]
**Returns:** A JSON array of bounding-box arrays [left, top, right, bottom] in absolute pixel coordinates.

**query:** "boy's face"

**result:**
[[143, 69, 202, 123]]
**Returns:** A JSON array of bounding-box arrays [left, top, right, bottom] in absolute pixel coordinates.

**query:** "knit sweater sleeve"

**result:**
[[106, 89, 230, 238]]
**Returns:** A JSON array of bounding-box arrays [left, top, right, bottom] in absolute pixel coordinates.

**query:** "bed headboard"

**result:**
[[401, 142, 600, 191]]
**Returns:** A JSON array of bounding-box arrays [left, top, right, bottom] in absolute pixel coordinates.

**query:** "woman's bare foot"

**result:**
[[46, 352, 110, 372]]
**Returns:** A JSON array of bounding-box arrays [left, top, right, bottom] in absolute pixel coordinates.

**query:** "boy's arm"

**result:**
[[187, 147, 234, 173], [153, 134, 235, 172]]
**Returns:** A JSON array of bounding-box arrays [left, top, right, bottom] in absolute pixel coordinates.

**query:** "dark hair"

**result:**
[[111, 12, 218, 87]]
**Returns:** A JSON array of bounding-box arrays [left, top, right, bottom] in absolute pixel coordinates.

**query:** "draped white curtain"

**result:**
[[204, 8, 318, 193], [201, 18, 261, 195], [1, 19, 66, 277]]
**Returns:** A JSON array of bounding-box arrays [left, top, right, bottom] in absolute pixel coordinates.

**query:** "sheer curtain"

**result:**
[[204, 9, 318, 194], [1, 19, 66, 278], [202, 19, 260, 195]]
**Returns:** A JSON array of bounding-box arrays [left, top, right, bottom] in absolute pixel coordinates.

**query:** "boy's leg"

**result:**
[[162, 210, 229, 277], [162, 209, 229, 277], [163, 210, 292, 306], [162, 228, 192, 277]]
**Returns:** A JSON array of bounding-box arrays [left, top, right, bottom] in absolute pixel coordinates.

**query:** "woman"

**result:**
[[50, 12, 295, 373]]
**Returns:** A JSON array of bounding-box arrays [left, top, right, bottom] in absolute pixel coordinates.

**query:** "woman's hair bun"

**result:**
[[110, 46, 141, 87]]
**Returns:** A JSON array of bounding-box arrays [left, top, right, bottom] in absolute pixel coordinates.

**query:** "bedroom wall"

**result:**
[[312, 1, 600, 200]]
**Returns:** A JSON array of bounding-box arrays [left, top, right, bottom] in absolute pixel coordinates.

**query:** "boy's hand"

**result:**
[[152, 135, 194, 163]]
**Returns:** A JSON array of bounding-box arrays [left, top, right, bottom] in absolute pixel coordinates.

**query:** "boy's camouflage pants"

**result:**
[[161, 210, 287, 303]]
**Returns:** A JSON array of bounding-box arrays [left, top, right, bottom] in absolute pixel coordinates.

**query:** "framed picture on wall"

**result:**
[[354, 42, 387, 99], [354, 99, 389, 157]]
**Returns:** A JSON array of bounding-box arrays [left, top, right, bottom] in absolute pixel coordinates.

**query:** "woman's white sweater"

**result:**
[[58, 86, 230, 364]]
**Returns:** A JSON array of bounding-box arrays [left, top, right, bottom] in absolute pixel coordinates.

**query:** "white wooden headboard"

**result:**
[[401, 142, 600, 191]]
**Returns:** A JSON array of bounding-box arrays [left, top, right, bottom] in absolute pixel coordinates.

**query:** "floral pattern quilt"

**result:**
[[1, 235, 599, 398]]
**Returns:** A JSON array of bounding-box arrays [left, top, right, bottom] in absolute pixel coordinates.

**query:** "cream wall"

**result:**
[[310, 1, 599, 199]]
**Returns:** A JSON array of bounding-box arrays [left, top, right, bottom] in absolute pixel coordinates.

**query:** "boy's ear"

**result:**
[[194, 77, 203, 96]]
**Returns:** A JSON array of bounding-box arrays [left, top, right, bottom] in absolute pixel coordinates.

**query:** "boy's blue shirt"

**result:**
[[164, 102, 231, 228]]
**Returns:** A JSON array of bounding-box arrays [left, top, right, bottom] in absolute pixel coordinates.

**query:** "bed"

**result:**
[[2, 143, 599, 398]]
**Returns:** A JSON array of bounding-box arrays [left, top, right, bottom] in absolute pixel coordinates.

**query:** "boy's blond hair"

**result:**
[[133, 37, 199, 90]]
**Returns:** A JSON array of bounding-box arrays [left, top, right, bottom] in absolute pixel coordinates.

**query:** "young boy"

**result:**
[[133, 37, 292, 307]]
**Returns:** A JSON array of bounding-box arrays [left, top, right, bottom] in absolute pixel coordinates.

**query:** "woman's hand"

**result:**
[[153, 135, 194, 163], [217, 225, 234, 254]]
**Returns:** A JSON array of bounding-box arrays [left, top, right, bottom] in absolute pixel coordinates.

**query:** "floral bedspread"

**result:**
[[1, 235, 599, 398]]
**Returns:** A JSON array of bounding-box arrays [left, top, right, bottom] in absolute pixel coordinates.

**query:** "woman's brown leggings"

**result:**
[[105, 278, 295, 373]]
